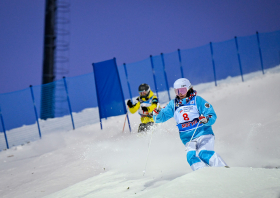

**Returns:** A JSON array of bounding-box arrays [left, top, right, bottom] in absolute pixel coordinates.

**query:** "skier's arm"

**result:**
[[153, 100, 174, 123], [196, 96, 217, 126], [128, 98, 140, 114], [147, 97, 158, 113]]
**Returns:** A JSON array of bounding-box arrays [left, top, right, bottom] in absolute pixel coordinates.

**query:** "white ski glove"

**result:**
[[153, 104, 161, 116], [153, 108, 161, 116], [199, 115, 208, 124]]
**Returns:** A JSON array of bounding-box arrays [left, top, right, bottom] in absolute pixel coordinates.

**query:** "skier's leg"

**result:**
[[138, 123, 146, 132], [139, 117, 153, 132], [197, 135, 227, 167], [146, 122, 154, 131], [185, 140, 207, 171]]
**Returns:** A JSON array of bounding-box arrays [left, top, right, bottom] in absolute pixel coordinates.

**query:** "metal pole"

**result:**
[[122, 112, 131, 133], [185, 120, 210, 167], [149, 55, 159, 100], [122, 112, 128, 132], [29, 85, 42, 138], [161, 53, 171, 101], [63, 77, 75, 130], [0, 105, 9, 149], [177, 49, 184, 78], [185, 121, 201, 153], [123, 63, 133, 100], [234, 36, 244, 82], [256, 31, 265, 74], [143, 103, 159, 176], [114, 58, 131, 132], [210, 42, 217, 86], [126, 113, 131, 132]]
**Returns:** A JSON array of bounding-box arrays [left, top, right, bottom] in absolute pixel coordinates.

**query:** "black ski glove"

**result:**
[[141, 106, 149, 112], [127, 100, 133, 108]]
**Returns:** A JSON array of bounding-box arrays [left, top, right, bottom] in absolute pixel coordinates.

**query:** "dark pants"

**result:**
[[138, 122, 154, 132]]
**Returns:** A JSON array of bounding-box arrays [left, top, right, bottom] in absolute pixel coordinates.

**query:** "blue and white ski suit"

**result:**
[[153, 95, 227, 171]]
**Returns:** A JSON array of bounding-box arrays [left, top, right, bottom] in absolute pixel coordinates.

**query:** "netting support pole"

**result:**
[[210, 42, 217, 86], [256, 31, 265, 75], [123, 63, 133, 100], [177, 49, 184, 78], [234, 37, 244, 82], [161, 53, 171, 101], [63, 77, 75, 130], [114, 58, 131, 132], [92, 63, 103, 130], [0, 105, 9, 149], [123, 63, 132, 132], [126, 113, 131, 132], [150, 55, 159, 100], [30, 85, 42, 139]]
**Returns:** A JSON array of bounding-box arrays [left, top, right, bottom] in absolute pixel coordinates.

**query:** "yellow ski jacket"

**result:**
[[128, 90, 158, 123]]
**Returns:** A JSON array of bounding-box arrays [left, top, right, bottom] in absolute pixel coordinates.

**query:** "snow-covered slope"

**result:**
[[44, 167, 280, 198], [0, 68, 280, 198]]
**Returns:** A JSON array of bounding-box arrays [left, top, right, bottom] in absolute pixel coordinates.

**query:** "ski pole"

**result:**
[[143, 103, 159, 176], [185, 120, 211, 167], [122, 112, 128, 133], [185, 120, 201, 153]]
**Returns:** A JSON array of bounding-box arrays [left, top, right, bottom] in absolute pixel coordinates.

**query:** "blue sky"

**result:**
[[0, 0, 280, 94]]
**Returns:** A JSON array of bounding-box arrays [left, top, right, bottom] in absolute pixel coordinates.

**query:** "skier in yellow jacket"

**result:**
[[126, 83, 158, 132]]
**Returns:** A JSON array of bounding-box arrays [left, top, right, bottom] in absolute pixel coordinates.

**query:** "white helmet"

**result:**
[[173, 78, 192, 90]]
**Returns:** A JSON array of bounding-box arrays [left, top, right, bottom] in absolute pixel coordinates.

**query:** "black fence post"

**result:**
[[123, 63, 133, 100], [234, 36, 244, 82], [256, 31, 265, 74], [63, 77, 75, 130], [149, 55, 159, 100], [0, 105, 9, 149], [29, 85, 42, 138], [160, 53, 171, 101]]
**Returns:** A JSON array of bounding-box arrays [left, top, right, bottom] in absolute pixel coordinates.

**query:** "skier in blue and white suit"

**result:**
[[153, 78, 228, 171]]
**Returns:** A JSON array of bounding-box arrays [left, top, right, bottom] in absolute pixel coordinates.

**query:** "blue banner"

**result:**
[[92, 58, 127, 119]]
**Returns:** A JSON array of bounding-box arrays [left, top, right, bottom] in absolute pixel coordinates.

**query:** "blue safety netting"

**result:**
[[212, 39, 241, 81], [151, 55, 171, 103], [180, 44, 214, 85], [163, 51, 183, 89], [32, 81, 73, 135], [0, 104, 4, 133], [32, 81, 68, 118], [118, 65, 130, 99], [64, 73, 99, 128], [260, 30, 280, 70], [236, 34, 263, 79], [65, 73, 98, 112], [151, 55, 168, 92], [1, 29, 280, 150], [0, 88, 39, 149], [124, 58, 155, 99], [0, 89, 37, 131]]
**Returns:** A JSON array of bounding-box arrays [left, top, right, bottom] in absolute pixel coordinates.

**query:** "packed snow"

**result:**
[[1, 67, 280, 198]]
